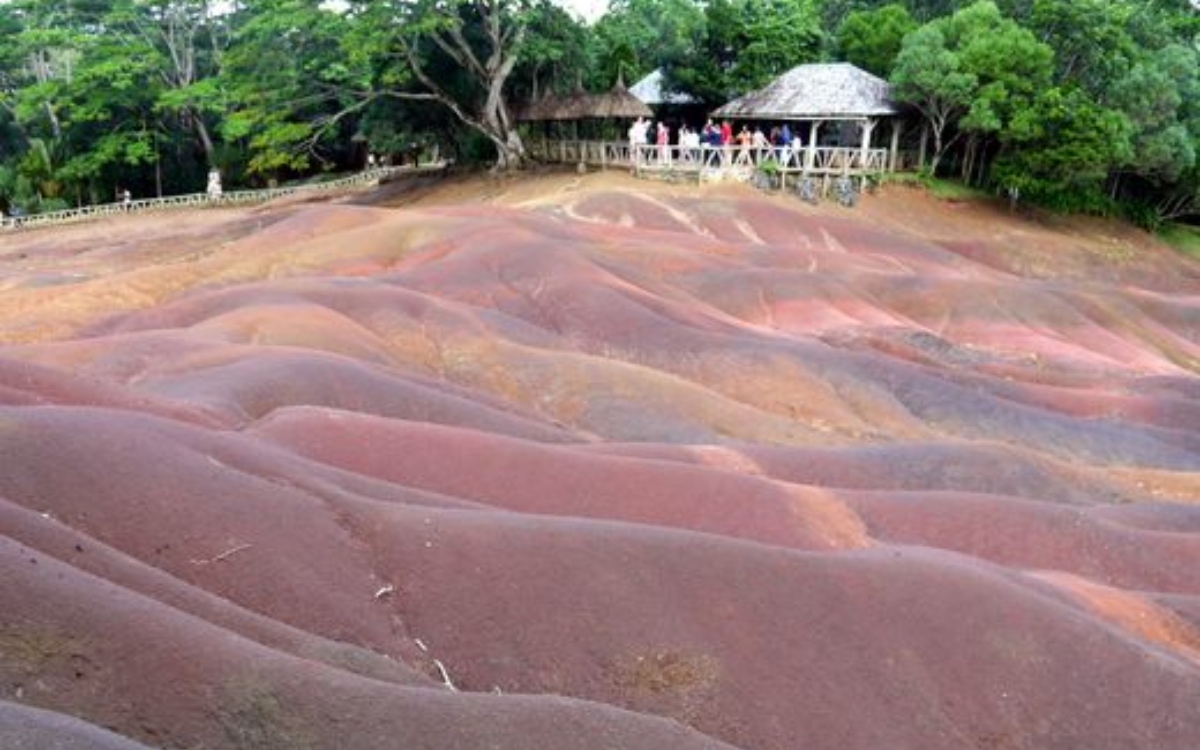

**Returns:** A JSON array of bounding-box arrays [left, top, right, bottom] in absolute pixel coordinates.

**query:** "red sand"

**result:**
[[1, 172, 1198, 749]]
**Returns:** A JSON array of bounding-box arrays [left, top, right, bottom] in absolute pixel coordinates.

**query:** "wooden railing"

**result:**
[[1, 162, 447, 231], [527, 139, 890, 186]]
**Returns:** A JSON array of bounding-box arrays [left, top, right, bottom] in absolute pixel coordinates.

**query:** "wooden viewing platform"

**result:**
[[1, 162, 448, 232], [527, 140, 891, 191]]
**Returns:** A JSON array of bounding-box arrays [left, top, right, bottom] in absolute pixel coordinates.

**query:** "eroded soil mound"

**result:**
[[1, 173, 1198, 750]]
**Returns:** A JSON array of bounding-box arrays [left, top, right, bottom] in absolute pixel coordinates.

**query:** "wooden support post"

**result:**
[[889, 120, 902, 172], [860, 119, 875, 172], [806, 121, 821, 173]]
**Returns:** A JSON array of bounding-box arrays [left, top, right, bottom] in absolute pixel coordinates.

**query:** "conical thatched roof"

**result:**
[[577, 81, 654, 119], [516, 81, 651, 122], [713, 63, 898, 120], [630, 68, 696, 105]]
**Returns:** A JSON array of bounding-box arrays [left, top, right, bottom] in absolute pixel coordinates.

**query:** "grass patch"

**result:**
[[880, 172, 992, 202], [879, 171, 925, 188], [0, 625, 89, 676], [924, 177, 992, 202], [217, 674, 313, 750], [1159, 223, 1200, 260], [613, 651, 719, 696]]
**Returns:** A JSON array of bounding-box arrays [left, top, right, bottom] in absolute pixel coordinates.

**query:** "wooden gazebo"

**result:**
[[712, 62, 902, 173], [517, 78, 653, 166]]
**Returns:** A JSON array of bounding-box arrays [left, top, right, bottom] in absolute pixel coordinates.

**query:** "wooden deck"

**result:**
[[526, 139, 891, 189]]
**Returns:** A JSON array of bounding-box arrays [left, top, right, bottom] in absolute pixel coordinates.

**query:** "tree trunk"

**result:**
[[974, 140, 989, 186], [961, 136, 979, 184], [492, 129, 527, 170], [929, 123, 945, 177], [401, 1, 528, 172], [192, 111, 215, 165]]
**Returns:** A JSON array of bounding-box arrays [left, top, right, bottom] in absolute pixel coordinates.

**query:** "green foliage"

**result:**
[[1122, 200, 1166, 231], [891, 24, 976, 172], [0, 0, 1196, 216], [836, 4, 917, 77], [1158, 222, 1200, 260], [515, 0, 592, 99], [891, 0, 1057, 180], [950, 2, 1053, 132], [993, 86, 1132, 212], [220, 0, 362, 175], [670, 0, 822, 105], [588, 0, 705, 87], [1108, 44, 1199, 183], [998, 0, 1138, 95]]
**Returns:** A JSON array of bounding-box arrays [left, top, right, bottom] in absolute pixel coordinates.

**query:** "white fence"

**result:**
[[526, 139, 890, 187], [1, 162, 447, 232]]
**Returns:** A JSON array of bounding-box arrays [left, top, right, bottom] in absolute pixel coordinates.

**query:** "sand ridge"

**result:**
[[1, 170, 1198, 749]]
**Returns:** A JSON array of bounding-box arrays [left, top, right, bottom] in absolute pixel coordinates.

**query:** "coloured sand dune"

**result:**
[[1, 173, 1198, 750]]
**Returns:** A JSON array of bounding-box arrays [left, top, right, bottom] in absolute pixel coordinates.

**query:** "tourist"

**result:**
[[680, 126, 701, 162], [628, 116, 649, 166], [700, 120, 716, 166], [752, 126, 770, 164], [778, 123, 794, 164], [656, 121, 670, 165], [206, 167, 223, 200], [735, 125, 753, 166]]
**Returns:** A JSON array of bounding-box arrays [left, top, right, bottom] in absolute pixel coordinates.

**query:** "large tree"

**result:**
[[512, 1, 590, 103], [671, 0, 822, 106], [991, 85, 1132, 210], [1109, 44, 1198, 186], [105, 0, 229, 167], [588, 0, 704, 88], [892, 1, 1055, 180], [890, 24, 975, 175], [221, 0, 365, 176], [0, 0, 152, 206], [835, 3, 917, 77], [356, 0, 534, 170]]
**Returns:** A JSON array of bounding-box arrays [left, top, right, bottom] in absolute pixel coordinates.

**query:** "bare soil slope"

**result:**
[[1, 171, 1198, 750]]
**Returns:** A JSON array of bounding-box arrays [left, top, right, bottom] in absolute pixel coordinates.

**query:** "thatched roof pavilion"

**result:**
[[712, 62, 897, 121], [579, 81, 655, 120], [516, 80, 652, 123], [713, 62, 902, 170]]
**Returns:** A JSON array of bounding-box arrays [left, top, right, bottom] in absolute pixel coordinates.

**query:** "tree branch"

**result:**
[[401, 37, 493, 137]]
